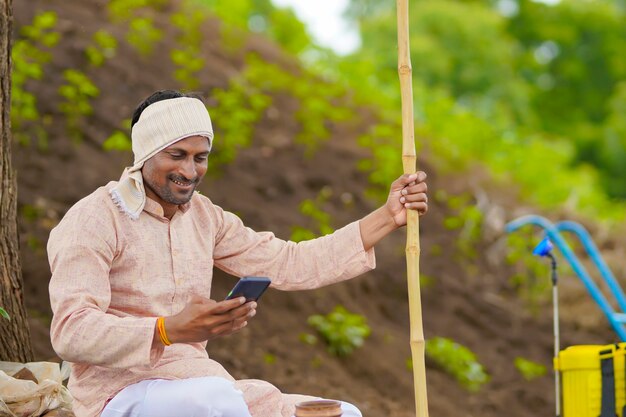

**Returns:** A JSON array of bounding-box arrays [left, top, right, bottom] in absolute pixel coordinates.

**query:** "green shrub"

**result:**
[[20, 204, 44, 222], [263, 353, 276, 365], [416, 83, 626, 224], [208, 77, 272, 172], [103, 119, 132, 152], [126, 17, 163, 56], [11, 11, 60, 148], [308, 305, 371, 357], [437, 191, 483, 260], [209, 53, 356, 174], [103, 131, 132, 151], [514, 357, 547, 381], [291, 187, 334, 242], [356, 121, 405, 203], [425, 337, 490, 392], [170, 2, 206, 90], [299, 333, 318, 345], [196, 0, 312, 55], [243, 54, 354, 155], [85, 30, 117, 67], [107, 0, 165, 56], [27, 234, 44, 252], [107, 0, 166, 22], [58, 69, 100, 142], [505, 229, 553, 312]]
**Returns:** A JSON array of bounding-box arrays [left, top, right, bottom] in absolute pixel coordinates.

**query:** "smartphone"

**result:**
[[225, 277, 271, 302]]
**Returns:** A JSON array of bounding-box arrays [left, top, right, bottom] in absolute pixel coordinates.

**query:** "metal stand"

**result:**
[[547, 253, 561, 417], [531, 237, 561, 417]]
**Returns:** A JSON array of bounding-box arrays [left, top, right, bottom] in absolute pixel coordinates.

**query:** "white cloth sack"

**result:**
[[0, 361, 72, 417]]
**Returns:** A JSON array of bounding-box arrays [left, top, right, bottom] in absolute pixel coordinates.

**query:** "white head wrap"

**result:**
[[109, 97, 214, 219]]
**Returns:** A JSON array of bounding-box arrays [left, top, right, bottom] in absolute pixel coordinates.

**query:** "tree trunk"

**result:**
[[0, 0, 34, 363]]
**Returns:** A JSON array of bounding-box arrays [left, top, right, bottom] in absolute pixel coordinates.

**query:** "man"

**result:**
[[48, 90, 428, 417]]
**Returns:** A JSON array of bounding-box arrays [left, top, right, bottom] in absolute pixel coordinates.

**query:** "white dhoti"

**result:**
[[101, 377, 363, 417]]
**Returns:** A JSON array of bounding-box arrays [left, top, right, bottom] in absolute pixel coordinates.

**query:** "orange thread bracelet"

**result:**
[[157, 317, 172, 346]]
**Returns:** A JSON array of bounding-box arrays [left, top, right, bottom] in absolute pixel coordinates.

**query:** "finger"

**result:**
[[231, 320, 248, 333], [392, 173, 419, 191], [220, 302, 256, 322], [233, 320, 248, 331], [231, 301, 256, 315], [400, 182, 427, 196], [212, 297, 246, 314], [399, 171, 426, 184], [404, 201, 428, 213], [220, 317, 250, 335], [400, 193, 428, 204], [218, 306, 256, 335], [210, 320, 247, 338]]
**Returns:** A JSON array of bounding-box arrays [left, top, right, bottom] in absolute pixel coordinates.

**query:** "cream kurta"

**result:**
[[47, 182, 375, 417]]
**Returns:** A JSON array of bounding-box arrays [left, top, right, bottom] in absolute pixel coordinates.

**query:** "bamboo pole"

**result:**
[[397, 1, 429, 416]]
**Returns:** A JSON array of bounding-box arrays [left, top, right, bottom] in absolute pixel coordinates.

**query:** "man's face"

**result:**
[[142, 135, 210, 215]]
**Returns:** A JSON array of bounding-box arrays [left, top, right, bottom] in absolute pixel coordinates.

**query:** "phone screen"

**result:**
[[225, 277, 271, 301]]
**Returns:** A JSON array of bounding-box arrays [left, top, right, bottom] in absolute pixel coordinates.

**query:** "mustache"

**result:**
[[169, 174, 200, 185]]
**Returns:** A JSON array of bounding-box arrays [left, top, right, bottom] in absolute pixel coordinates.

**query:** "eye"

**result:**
[[195, 155, 208, 163]]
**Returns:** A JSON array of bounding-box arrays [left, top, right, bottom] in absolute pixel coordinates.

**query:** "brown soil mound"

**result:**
[[12, 1, 616, 416]]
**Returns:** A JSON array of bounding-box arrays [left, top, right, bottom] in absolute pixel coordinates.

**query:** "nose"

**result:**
[[179, 158, 197, 180]]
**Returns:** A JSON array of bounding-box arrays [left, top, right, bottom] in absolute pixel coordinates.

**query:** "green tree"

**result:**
[[347, 0, 534, 126], [347, 0, 626, 202], [1, 0, 34, 362], [509, 0, 626, 196], [598, 82, 626, 196], [197, 0, 311, 54]]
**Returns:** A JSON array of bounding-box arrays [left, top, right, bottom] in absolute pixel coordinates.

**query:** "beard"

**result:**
[[144, 174, 201, 206]]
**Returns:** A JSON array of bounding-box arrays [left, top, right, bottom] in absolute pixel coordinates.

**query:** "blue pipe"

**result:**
[[554, 220, 626, 314], [506, 215, 626, 340]]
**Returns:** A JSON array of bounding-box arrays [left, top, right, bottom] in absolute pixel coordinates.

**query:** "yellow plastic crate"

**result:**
[[555, 344, 626, 417]]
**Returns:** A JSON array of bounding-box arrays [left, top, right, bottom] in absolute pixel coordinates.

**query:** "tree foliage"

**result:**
[[343, 0, 626, 217], [196, 0, 311, 55], [508, 0, 626, 196]]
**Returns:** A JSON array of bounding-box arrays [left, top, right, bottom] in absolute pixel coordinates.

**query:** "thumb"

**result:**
[[392, 173, 419, 191]]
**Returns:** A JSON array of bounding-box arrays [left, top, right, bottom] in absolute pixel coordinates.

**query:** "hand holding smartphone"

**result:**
[[225, 276, 271, 302]]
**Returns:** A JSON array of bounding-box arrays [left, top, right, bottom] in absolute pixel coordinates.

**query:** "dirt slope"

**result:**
[[12, 1, 617, 416]]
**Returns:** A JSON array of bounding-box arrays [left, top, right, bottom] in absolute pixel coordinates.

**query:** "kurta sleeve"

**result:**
[[211, 203, 376, 290], [48, 203, 164, 369]]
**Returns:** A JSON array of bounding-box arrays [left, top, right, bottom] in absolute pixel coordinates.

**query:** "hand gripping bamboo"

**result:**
[[397, 1, 429, 416]]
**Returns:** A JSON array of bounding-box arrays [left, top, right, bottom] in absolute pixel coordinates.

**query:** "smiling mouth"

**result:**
[[171, 179, 194, 188]]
